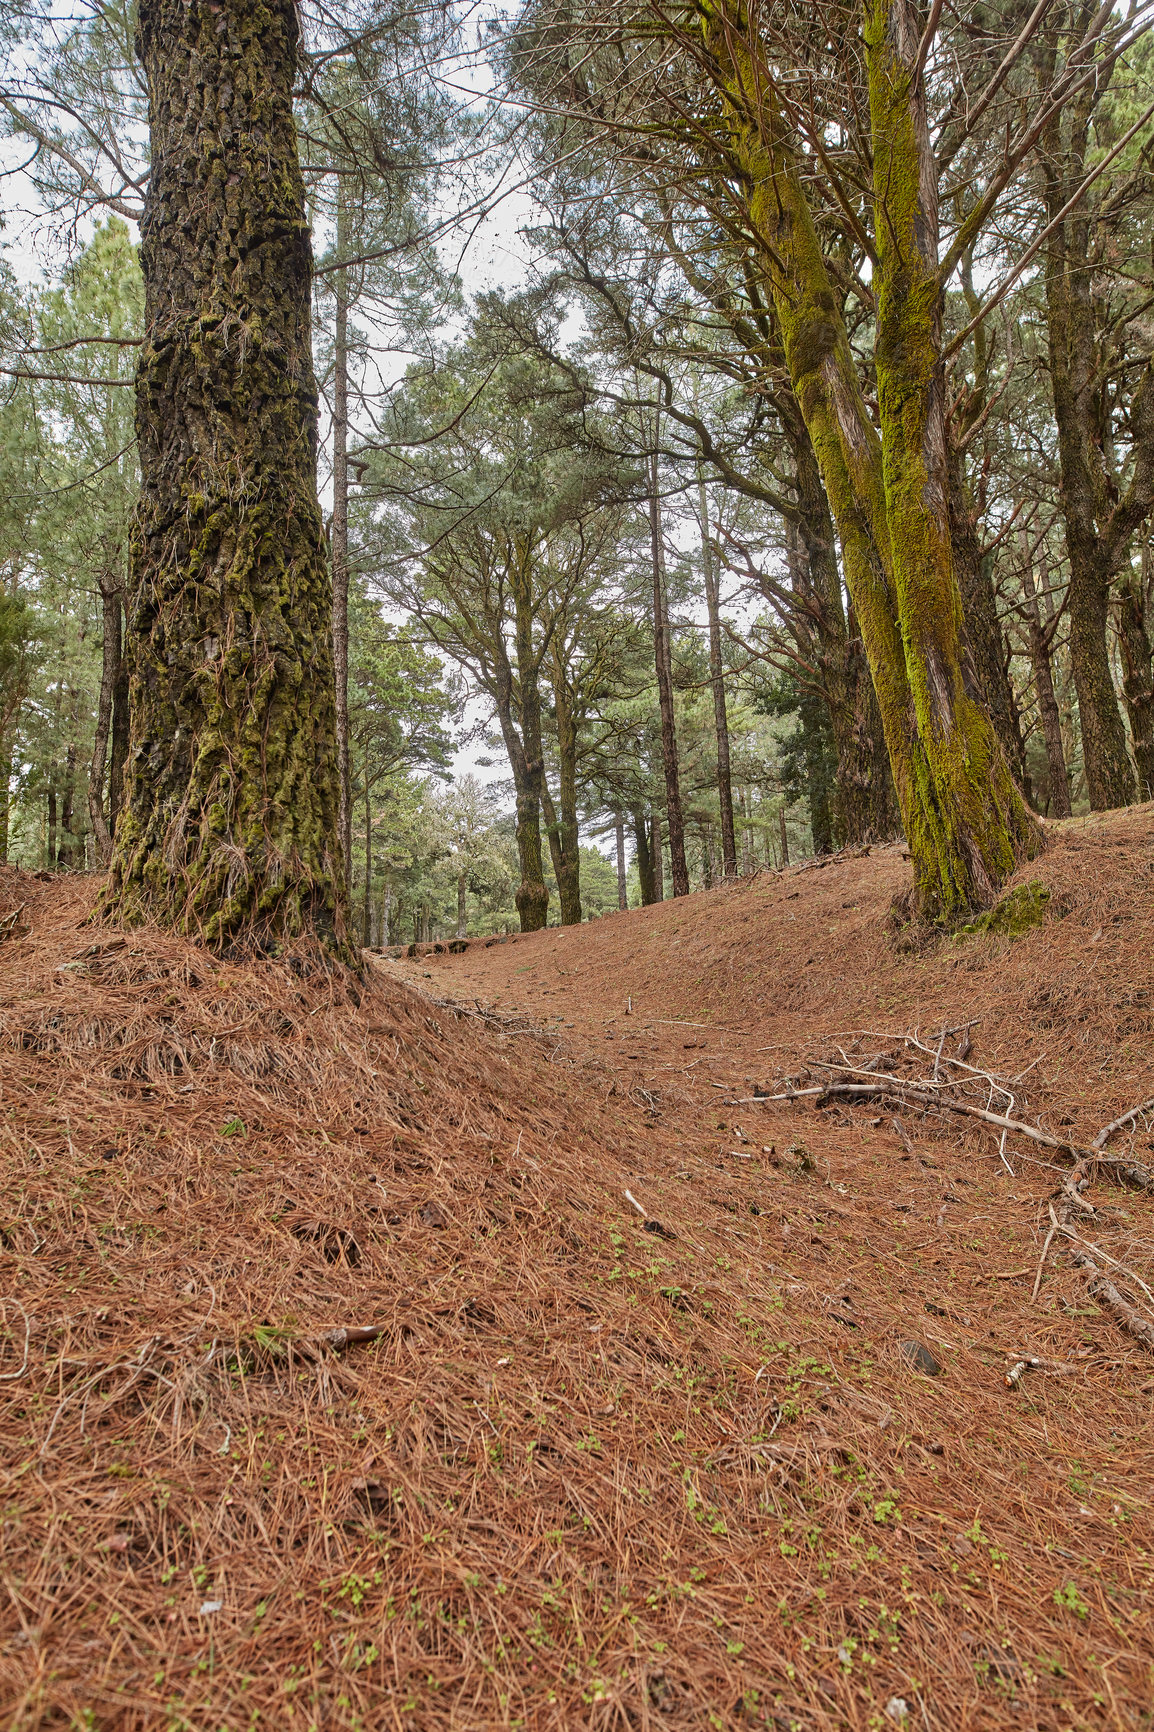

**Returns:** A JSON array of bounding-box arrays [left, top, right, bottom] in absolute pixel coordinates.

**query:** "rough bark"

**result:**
[[0, 740, 9, 863], [649, 447, 689, 896], [1039, 83, 1154, 808], [698, 473, 737, 875], [947, 447, 1030, 797], [88, 579, 120, 864], [632, 809, 656, 906], [704, 0, 1039, 919], [780, 394, 899, 845], [332, 200, 353, 882], [107, 0, 349, 954]]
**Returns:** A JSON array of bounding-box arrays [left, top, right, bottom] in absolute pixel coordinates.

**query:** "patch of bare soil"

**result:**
[[2, 808, 1153, 1731]]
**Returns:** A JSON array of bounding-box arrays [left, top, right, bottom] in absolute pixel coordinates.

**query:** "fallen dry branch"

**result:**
[[1093, 1098, 1154, 1149], [1069, 1250, 1154, 1353]]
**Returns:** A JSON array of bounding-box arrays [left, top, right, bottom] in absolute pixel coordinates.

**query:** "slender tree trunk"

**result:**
[[332, 192, 353, 879], [632, 809, 655, 905], [508, 542, 549, 930], [457, 871, 467, 940], [651, 809, 665, 901], [649, 444, 689, 896], [88, 578, 120, 865], [1020, 536, 1071, 818], [381, 879, 392, 946], [59, 731, 77, 869], [1119, 549, 1154, 801], [615, 812, 627, 911], [948, 447, 1030, 797], [780, 401, 899, 844], [108, 0, 349, 953], [544, 647, 582, 923], [698, 472, 737, 875], [1041, 106, 1140, 810], [779, 804, 790, 868], [109, 613, 129, 838], [361, 776, 371, 948], [700, 825, 712, 888], [0, 739, 8, 863], [706, 3, 1038, 917]]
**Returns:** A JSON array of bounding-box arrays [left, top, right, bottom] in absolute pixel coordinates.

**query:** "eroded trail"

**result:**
[[2, 809, 1153, 1731]]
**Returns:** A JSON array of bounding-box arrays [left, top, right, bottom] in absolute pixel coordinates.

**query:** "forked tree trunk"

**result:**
[[108, 0, 349, 953], [705, 0, 1039, 918], [698, 473, 737, 875]]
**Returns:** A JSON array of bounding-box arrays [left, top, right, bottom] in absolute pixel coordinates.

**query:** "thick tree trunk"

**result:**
[[633, 809, 655, 905], [108, 0, 349, 953], [698, 473, 737, 875], [1020, 537, 1071, 818], [615, 812, 627, 910], [1118, 553, 1154, 802], [948, 446, 1030, 797], [88, 578, 120, 865], [649, 448, 689, 896], [332, 193, 352, 879], [706, 1, 1038, 917]]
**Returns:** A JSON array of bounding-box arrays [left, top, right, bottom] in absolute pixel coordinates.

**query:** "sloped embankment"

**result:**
[[1, 845, 1153, 1731]]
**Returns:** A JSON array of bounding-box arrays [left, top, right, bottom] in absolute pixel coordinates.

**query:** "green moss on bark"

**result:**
[[105, 0, 351, 958]]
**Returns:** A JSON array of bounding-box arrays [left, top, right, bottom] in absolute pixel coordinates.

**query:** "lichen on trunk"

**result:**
[[106, 0, 350, 956], [700, 0, 1039, 921]]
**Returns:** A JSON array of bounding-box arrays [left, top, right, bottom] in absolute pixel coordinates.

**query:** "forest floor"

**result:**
[[2, 807, 1154, 1731]]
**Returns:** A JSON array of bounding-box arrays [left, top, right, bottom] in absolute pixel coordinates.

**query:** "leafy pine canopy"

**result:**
[[1, 1, 1153, 940]]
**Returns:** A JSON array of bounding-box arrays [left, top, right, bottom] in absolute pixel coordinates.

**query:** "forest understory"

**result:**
[[2, 809, 1154, 1731]]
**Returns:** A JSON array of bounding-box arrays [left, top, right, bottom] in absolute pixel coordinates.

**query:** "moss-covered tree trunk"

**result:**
[[703, 0, 1038, 918], [107, 0, 349, 954]]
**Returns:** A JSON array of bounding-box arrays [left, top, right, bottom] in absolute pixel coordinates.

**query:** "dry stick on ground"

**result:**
[[1093, 1098, 1154, 1149]]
